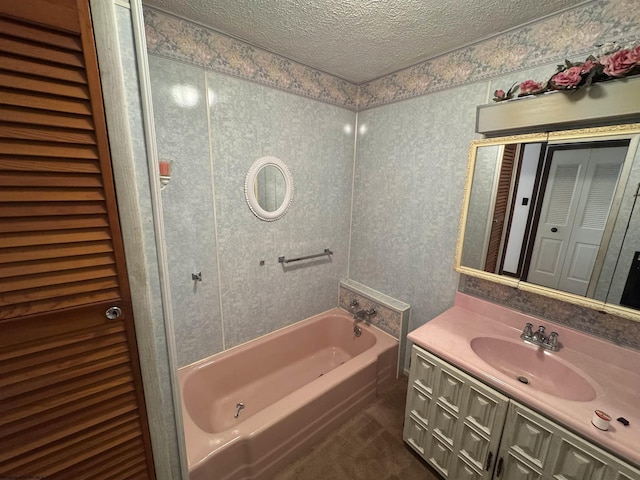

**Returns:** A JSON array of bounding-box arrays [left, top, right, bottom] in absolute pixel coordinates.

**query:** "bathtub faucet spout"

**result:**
[[353, 308, 376, 337], [234, 402, 245, 418], [353, 308, 376, 324]]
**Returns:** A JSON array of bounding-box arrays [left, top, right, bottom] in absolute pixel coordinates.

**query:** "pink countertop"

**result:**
[[407, 293, 640, 467]]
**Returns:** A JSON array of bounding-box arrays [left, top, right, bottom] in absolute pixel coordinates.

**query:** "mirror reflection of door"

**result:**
[[526, 143, 628, 296], [484, 144, 517, 273]]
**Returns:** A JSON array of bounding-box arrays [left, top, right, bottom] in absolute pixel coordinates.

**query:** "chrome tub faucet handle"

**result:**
[[522, 323, 533, 339], [349, 299, 359, 311]]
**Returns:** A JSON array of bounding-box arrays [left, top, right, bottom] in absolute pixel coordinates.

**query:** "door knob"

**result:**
[[105, 306, 122, 320], [551, 227, 558, 232]]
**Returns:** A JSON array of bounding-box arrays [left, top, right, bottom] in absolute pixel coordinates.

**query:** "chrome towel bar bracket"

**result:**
[[278, 248, 333, 264]]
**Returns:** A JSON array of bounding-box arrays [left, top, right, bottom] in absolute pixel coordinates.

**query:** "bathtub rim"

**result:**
[[178, 307, 398, 371]]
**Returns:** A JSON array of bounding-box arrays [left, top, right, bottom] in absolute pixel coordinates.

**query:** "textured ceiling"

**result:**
[[143, 0, 590, 84]]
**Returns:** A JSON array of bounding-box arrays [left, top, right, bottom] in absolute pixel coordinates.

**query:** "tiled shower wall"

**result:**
[[144, 0, 640, 369]]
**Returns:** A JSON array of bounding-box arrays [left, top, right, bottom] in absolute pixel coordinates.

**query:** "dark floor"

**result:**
[[273, 376, 441, 480]]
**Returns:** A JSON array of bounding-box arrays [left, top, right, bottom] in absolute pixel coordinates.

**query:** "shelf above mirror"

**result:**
[[477, 76, 640, 136]]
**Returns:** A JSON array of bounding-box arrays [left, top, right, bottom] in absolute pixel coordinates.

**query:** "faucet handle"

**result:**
[[349, 299, 359, 310], [522, 323, 533, 338], [548, 331, 559, 349], [534, 325, 546, 342]]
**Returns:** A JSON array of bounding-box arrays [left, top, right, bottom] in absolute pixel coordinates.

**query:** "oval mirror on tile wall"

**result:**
[[455, 123, 640, 319], [245, 156, 293, 221]]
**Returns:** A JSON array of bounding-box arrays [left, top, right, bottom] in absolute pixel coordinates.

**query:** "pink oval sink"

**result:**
[[470, 336, 596, 402]]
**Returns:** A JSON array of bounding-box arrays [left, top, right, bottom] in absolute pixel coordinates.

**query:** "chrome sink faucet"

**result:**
[[521, 322, 560, 351]]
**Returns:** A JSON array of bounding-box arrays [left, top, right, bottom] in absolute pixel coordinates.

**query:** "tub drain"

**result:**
[[517, 376, 529, 384]]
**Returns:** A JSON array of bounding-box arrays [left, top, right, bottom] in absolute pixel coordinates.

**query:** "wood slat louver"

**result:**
[[0, 1, 155, 478], [0, 15, 113, 317], [484, 144, 517, 273]]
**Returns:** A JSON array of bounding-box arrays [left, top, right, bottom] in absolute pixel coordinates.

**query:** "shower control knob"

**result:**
[[105, 306, 122, 320]]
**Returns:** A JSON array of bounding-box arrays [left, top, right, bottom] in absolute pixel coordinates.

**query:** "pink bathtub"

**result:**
[[179, 307, 398, 480]]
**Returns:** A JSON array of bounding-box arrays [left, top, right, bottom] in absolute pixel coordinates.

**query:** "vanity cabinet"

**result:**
[[404, 345, 640, 480], [403, 346, 509, 479]]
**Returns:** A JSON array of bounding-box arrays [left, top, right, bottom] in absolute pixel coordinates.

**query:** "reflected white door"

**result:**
[[527, 146, 626, 295]]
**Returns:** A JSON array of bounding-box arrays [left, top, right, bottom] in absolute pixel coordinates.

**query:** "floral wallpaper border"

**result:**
[[461, 275, 640, 351], [144, 0, 640, 112], [358, 0, 640, 110], [143, 7, 358, 110]]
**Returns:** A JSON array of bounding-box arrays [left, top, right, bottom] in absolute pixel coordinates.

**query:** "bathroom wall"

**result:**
[[349, 0, 640, 364], [147, 37, 356, 366], [142, 0, 640, 372], [350, 83, 486, 344]]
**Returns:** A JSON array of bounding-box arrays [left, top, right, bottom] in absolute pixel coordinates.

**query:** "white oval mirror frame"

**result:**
[[244, 156, 293, 221]]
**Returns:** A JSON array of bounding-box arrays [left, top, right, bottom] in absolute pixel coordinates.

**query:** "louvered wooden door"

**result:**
[[0, 1, 156, 478], [484, 144, 516, 273]]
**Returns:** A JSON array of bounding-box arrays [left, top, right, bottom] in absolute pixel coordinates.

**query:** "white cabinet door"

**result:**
[[403, 346, 509, 479], [496, 401, 640, 480]]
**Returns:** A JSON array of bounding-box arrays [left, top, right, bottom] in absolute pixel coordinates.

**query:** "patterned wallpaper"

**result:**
[[358, 0, 640, 109], [144, 0, 640, 111], [143, 8, 358, 110], [149, 54, 356, 365]]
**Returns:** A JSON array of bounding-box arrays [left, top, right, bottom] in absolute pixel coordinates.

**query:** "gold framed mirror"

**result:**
[[455, 123, 640, 320]]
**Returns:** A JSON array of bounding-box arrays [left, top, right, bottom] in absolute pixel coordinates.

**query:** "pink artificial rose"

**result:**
[[519, 80, 542, 94], [579, 60, 598, 74], [628, 45, 640, 63], [494, 89, 505, 98], [552, 66, 583, 87], [602, 49, 635, 76]]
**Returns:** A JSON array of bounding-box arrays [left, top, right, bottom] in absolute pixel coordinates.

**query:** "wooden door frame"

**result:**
[[89, 1, 187, 477]]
